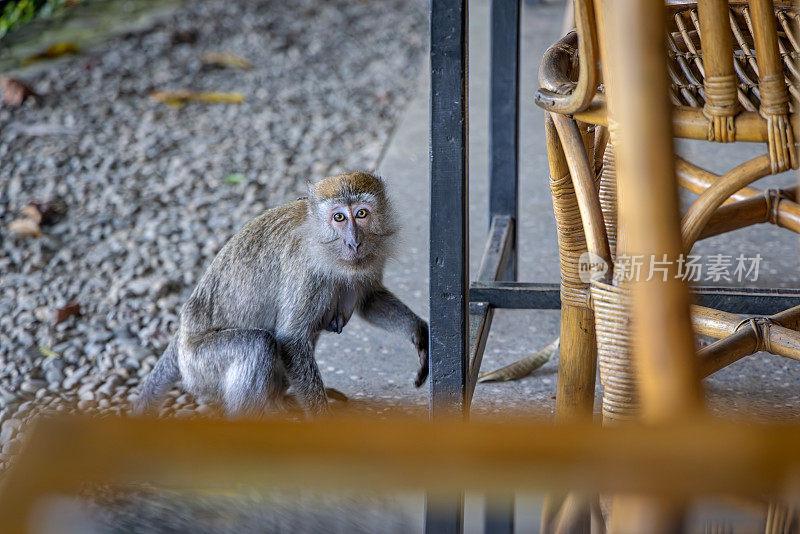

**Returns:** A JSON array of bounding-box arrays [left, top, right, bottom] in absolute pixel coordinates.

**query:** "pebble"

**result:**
[[96, 378, 118, 398], [114, 368, 130, 381], [20, 379, 47, 394], [45, 366, 65, 385], [3, 438, 22, 456], [0, 387, 16, 405], [123, 346, 151, 362], [63, 366, 90, 390], [0, 419, 21, 445]]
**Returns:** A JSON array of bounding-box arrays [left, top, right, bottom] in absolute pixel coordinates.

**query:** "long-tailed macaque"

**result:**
[[136, 172, 428, 416]]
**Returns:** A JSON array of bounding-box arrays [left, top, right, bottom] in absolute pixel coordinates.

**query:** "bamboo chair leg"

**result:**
[[599, 0, 701, 423], [538, 113, 598, 534], [592, 141, 638, 425], [592, 281, 637, 424], [481, 118, 609, 384], [556, 306, 597, 421], [607, 496, 685, 534], [599, 0, 702, 530], [544, 114, 599, 424], [554, 493, 592, 534], [542, 492, 569, 534], [764, 501, 796, 534], [599, 142, 618, 260]]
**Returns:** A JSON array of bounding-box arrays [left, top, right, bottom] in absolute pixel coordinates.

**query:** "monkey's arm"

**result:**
[[358, 287, 429, 387], [280, 338, 329, 416]]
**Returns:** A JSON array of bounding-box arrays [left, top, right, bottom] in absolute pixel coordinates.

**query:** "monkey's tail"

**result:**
[[135, 339, 180, 415]]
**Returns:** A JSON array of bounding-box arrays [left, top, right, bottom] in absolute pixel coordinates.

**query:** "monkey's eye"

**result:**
[[332, 213, 346, 223], [355, 208, 369, 219]]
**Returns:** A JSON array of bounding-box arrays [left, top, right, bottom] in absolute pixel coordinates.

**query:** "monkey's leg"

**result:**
[[280, 340, 329, 416], [190, 329, 283, 417]]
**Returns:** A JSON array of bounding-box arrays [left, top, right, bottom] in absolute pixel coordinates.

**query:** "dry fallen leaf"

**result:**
[[19, 204, 42, 224], [28, 200, 64, 224], [8, 217, 41, 237], [172, 29, 199, 45], [150, 90, 246, 107], [201, 52, 252, 70], [27, 42, 79, 62], [39, 345, 61, 359], [1, 76, 35, 106], [54, 301, 80, 325]]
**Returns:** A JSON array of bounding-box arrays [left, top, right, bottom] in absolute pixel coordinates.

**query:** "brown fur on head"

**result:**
[[312, 171, 386, 202], [305, 172, 398, 272]]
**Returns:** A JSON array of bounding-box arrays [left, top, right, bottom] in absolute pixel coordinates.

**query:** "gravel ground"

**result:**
[[0, 0, 426, 470], [36, 489, 417, 534]]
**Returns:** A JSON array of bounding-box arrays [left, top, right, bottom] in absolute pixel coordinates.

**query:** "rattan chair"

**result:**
[[533, 1, 800, 531], [536, 0, 800, 422]]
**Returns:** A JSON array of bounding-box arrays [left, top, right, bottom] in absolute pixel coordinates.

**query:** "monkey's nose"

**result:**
[[348, 242, 361, 254]]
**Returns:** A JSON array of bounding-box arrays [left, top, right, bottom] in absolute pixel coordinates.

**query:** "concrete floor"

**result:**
[[316, 0, 800, 423]]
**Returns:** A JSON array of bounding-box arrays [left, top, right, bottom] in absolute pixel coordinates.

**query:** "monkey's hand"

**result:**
[[412, 320, 429, 388]]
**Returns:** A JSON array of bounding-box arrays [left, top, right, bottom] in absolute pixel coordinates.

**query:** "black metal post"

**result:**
[[429, 0, 469, 420], [427, 0, 469, 530], [485, 1, 520, 529], [489, 0, 521, 282], [485, 494, 515, 534]]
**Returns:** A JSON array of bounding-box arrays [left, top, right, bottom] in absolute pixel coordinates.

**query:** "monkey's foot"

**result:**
[[279, 388, 348, 408], [477, 337, 559, 383], [325, 387, 348, 402]]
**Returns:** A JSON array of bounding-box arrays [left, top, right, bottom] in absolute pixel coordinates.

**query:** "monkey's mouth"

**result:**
[[340, 247, 362, 261], [339, 244, 370, 264]]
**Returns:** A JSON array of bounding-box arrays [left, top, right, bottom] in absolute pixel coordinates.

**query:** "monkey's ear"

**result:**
[[305, 179, 316, 200], [371, 173, 389, 197]]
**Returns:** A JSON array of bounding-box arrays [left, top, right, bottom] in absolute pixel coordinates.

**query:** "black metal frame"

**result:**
[[427, 0, 798, 532]]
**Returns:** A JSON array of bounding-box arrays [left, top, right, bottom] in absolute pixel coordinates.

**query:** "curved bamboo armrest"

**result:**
[[534, 0, 598, 115], [572, 100, 790, 144]]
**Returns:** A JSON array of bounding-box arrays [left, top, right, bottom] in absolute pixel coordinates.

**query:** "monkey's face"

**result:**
[[327, 201, 375, 262], [307, 173, 398, 269]]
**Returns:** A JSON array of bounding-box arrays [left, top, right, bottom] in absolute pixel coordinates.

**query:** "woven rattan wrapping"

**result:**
[[550, 166, 593, 310], [703, 74, 740, 142], [598, 144, 617, 260], [591, 280, 638, 422], [764, 187, 794, 225]]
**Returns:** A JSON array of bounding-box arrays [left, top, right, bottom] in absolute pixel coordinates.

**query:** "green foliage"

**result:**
[[0, 0, 66, 40], [224, 173, 247, 185]]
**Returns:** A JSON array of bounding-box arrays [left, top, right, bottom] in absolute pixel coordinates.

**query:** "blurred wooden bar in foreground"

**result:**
[[2, 414, 800, 531]]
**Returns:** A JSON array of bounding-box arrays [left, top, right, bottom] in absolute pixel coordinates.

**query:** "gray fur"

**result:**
[[136, 173, 428, 417]]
